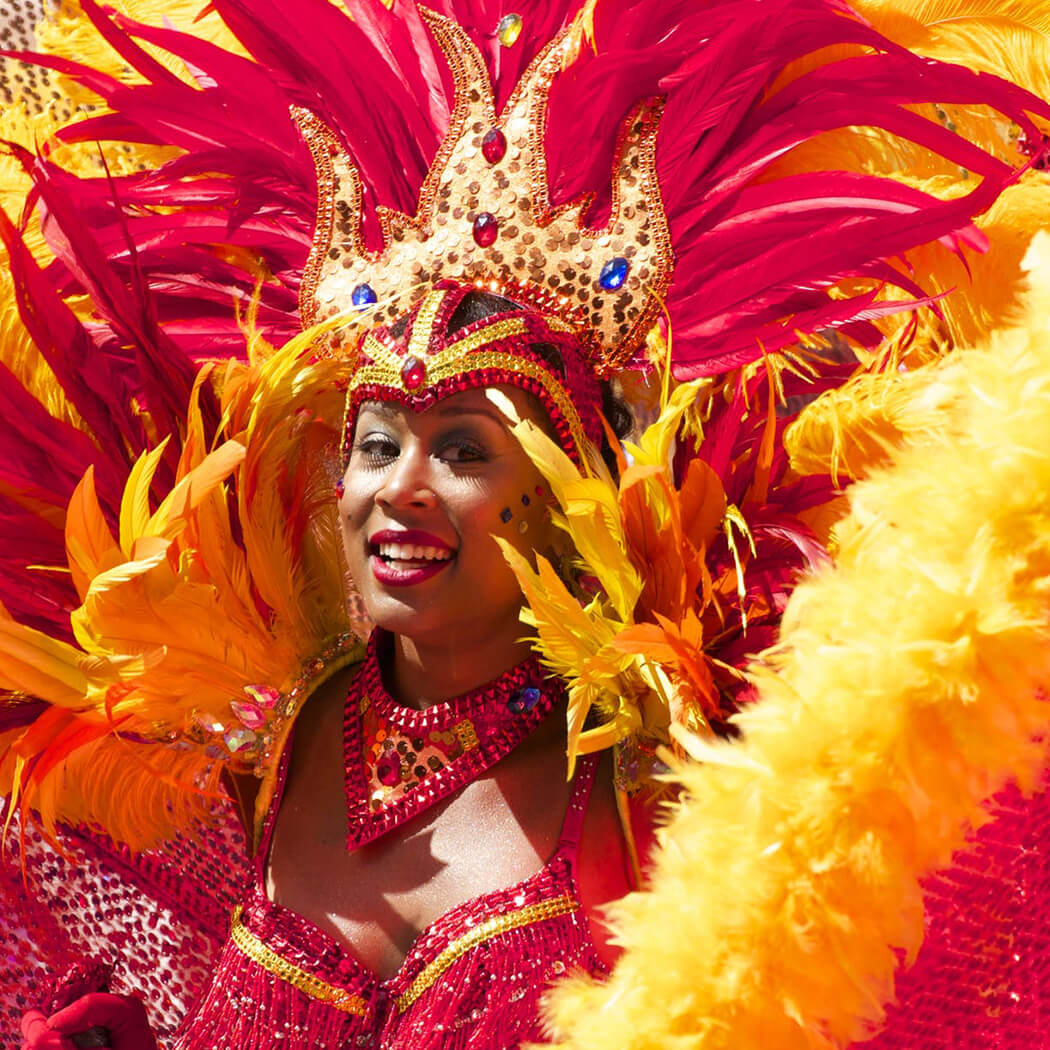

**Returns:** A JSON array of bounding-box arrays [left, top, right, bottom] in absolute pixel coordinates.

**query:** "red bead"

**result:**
[[472, 212, 499, 247], [482, 128, 507, 163], [401, 355, 426, 389]]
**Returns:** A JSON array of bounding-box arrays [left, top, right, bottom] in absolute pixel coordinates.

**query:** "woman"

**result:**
[[175, 287, 642, 1048], [2, 0, 1048, 1048]]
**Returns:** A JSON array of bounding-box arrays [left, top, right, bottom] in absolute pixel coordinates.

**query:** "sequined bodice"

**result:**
[[174, 676, 604, 1050]]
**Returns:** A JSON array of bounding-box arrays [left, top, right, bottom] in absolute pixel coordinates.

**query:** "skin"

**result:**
[[265, 386, 637, 979], [339, 387, 560, 702]]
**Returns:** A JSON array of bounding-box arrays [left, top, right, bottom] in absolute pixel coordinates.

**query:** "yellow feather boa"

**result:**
[[542, 235, 1050, 1048]]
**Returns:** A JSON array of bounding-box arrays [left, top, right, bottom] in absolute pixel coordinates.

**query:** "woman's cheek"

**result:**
[[488, 486, 556, 559]]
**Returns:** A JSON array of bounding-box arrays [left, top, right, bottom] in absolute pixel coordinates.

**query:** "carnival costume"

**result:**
[[1, 0, 1050, 1048]]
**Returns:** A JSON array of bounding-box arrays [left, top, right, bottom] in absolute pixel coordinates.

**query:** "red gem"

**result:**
[[376, 751, 402, 787], [481, 128, 507, 164], [472, 212, 498, 247], [401, 355, 426, 389]]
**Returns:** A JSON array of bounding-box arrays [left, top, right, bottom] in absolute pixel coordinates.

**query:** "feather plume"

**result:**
[[542, 234, 1050, 1050], [495, 367, 830, 776], [0, 330, 359, 849]]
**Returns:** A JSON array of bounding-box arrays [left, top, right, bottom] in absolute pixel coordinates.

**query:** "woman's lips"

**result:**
[[368, 529, 456, 587], [370, 555, 451, 586]]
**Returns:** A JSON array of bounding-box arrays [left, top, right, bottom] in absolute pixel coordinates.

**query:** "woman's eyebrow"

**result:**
[[431, 403, 507, 427], [359, 400, 399, 417]]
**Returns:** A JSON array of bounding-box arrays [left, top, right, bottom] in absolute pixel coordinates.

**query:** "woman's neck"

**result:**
[[384, 623, 534, 709]]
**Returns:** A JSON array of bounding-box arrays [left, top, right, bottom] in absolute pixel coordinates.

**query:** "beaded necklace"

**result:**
[[343, 631, 563, 850]]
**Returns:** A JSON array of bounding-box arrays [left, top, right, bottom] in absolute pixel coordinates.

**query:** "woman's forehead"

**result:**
[[356, 386, 543, 427]]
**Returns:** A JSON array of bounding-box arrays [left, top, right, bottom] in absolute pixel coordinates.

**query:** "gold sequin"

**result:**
[[407, 288, 447, 361], [454, 719, 479, 751], [396, 893, 579, 1011], [230, 906, 369, 1016]]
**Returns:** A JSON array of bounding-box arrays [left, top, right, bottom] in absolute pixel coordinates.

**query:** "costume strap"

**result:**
[[254, 751, 285, 878], [556, 754, 600, 857]]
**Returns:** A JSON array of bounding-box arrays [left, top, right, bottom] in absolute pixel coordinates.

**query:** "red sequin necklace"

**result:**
[[343, 631, 563, 850]]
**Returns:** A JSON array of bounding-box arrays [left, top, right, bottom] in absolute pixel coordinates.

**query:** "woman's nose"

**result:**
[[375, 445, 436, 509]]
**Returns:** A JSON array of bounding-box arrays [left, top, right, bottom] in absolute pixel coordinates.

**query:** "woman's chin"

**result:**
[[359, 589, 452, 642]]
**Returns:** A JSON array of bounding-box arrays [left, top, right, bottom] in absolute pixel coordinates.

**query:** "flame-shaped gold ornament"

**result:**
[[296, 8, 673, 372]]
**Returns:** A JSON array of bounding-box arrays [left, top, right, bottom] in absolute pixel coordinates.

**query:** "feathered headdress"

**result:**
[[0, 0, 1046, 852]]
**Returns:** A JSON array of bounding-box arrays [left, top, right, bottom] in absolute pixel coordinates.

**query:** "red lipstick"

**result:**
[[368, 528, 456, 587]]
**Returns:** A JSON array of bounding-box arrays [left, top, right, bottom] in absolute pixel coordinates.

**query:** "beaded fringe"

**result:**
[[174, 935, 362, 1050], [381, 911, 601, 1050], [175, 904, 601, 1049]]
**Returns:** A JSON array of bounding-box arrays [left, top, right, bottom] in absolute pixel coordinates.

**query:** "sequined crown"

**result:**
[[296, 7, 673, 373], [343, 281, 604, 464]]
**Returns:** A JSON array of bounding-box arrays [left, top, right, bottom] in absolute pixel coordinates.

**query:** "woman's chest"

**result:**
[[264, 678, 575, 979]]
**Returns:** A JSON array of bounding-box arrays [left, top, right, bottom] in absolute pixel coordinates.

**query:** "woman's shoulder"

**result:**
[[242, 651, 367, 847]]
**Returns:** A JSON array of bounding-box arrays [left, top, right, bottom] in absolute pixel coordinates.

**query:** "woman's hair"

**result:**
[[447, 291, 633, 475]]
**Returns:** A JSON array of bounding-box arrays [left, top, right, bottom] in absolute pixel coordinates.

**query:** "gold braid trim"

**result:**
[[407, 288, 448, 360], [230, 905, 370, 1016], [395, 892, 579, 1012], [349, 349, 591, 459], [431, 317, 530, 363]]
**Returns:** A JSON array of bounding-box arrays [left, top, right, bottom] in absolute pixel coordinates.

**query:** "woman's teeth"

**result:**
[[377, 543, 452, 562]]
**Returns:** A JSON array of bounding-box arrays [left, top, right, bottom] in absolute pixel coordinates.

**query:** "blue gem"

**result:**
[[507, 686, 542, 714], [598, 257, 629, 291], [351, 283, 377, 308], [520, 494, 530, 506], [500, 507, 513, 523]]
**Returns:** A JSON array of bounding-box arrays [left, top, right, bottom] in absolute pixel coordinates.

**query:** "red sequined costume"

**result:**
[[182, 682, 603, 1049]]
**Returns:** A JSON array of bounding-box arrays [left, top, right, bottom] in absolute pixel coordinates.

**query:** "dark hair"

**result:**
[[447, 291, 632, 475]]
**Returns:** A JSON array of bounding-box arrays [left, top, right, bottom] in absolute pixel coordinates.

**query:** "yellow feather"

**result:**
[[502, 416, 643, 618], [145, 439, 246, 541], [65, 466, 125, 601], [118, 439, 170, 556], [854, 0, 1050, 106], [0, 617, 90, 705]]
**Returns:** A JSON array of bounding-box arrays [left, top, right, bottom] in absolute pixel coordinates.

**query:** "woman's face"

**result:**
[[339, 386, 557, 647]]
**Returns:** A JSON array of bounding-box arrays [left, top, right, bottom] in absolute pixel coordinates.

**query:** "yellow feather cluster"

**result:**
[[0, 0, 232, 434], [0, 103, 90, 432], [856, 0, 1050, 107], [542, 236, 1050, 1049], [491, 382, 732, 776], [34, 0, 248, 112], [0, 332, 357, 849]]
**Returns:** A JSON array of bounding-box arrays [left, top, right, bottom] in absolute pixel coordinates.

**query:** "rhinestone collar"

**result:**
[[343, 631, 562, 850]]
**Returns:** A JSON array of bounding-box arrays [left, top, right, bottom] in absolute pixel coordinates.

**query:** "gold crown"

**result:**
[[296, 7, 673, 370]]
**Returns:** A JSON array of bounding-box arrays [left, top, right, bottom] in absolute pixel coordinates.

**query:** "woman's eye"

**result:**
[[354, 436, 399, 462], [439, 440, 487, 463]]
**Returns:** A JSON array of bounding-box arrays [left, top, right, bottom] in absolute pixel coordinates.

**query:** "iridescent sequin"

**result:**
[[496, 13, 523, 47]]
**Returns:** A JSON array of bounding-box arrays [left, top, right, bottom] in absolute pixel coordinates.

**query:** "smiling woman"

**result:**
[[1, 1, 1049, 1049], [175, 281, 640, 1047]]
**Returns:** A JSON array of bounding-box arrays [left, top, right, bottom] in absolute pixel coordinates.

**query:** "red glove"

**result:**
[[20, 1011, 66, 1050], [20, 994, 157, 1050]]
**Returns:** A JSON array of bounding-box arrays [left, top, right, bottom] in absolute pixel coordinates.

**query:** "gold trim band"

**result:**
[[395, 892, 579, 1012], [230, 905, 370, 1016], [347, 349, 591, 460]]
